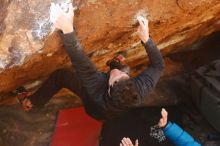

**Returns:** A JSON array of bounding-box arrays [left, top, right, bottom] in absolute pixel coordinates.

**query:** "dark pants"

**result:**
[[30, 68, 85, 106], [30, 59, 130, 106]]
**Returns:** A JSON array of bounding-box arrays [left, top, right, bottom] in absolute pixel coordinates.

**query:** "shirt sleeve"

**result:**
[[134, 38, 165, 100], [62, 31, 106, 95], [163, 122, 201, 146]]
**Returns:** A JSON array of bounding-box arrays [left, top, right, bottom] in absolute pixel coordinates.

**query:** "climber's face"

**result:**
[[109, 69, 129, 87]]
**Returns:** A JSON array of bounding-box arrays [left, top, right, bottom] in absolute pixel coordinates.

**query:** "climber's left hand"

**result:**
[[50, 3, 76, 34]]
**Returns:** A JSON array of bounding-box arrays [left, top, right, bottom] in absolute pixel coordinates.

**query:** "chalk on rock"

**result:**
[[132, 9, 150, 26]]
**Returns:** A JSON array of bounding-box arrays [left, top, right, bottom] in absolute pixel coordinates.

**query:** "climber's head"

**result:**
[[109, 69, 129, 87], [108, 69, 140, 106]]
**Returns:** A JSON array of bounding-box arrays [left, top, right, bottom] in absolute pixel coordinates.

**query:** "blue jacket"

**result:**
[[163, 122, 201, 146]]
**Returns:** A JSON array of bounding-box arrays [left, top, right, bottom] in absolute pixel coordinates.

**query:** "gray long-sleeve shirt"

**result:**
[[63, 31, 165, 120]]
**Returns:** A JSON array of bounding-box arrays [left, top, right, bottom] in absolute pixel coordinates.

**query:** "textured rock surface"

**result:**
[[0, 0, 220, 95]]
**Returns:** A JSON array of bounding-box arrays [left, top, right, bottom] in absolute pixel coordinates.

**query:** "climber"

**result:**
[[119, 108, 201, 146], [18, 3, 165, 120]]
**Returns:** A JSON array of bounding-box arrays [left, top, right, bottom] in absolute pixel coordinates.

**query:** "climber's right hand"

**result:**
[[137, 16, 149, 43]]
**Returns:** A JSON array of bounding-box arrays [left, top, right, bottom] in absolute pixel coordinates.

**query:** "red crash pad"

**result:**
[[51, 107, 103, 146]]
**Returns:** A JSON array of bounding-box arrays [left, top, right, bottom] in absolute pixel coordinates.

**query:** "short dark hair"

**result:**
[[110, 79, 140, 107]]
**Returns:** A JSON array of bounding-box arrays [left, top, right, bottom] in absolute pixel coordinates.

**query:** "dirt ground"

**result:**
[[0, 95, 81, 146], [0, 31, 220, 146]]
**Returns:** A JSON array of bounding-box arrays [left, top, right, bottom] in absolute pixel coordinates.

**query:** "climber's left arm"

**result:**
[[52, 3, 106, 95]]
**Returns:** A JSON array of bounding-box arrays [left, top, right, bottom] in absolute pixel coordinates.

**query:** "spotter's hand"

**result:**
[[120, 138, 139, 146], [158, 108, 168, 128]]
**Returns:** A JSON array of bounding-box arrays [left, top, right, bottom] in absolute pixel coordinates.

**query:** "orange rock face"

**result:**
[[0, 0, 220, 94]]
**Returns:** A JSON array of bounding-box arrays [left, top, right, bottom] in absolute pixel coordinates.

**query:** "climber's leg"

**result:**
[[29, 68, 83, 106]]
